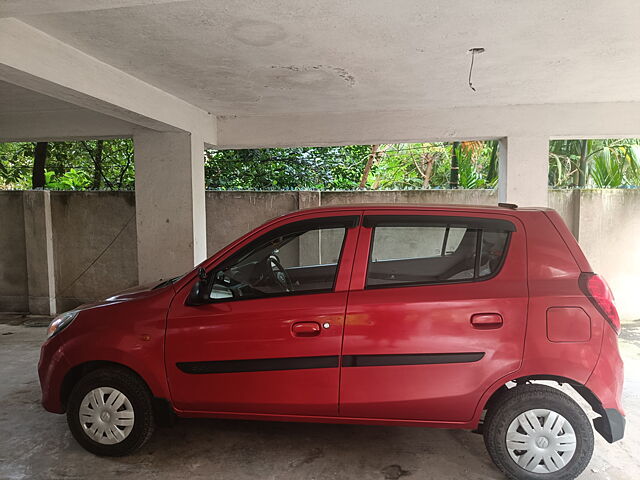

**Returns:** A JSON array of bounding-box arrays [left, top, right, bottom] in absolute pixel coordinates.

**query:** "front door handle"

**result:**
[[292, 321, 321, 337], [471, 313, 503, 329]]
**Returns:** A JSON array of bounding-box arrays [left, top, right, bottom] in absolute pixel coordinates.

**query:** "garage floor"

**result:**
[[1, 321, 639, 480]]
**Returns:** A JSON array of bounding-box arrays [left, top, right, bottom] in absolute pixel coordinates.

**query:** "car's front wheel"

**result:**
[[483, 384, 594, 480], [66, 367, 154, 456]]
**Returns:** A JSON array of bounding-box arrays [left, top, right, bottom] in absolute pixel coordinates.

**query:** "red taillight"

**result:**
[[579, 273, 621, 335]]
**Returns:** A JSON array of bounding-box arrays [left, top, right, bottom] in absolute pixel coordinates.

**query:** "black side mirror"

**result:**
[[186, 267, 210, 306], [197, 266, 207, 281]]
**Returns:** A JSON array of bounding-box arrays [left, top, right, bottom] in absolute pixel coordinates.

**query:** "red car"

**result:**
[[39, 204, 624, 480]]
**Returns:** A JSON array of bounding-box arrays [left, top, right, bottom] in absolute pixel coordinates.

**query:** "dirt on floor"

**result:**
[[1, 320, 639, 480]]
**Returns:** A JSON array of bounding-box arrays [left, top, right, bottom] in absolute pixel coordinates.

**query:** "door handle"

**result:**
[[292, 321, 321, 337], [471, 313, 503, 329]]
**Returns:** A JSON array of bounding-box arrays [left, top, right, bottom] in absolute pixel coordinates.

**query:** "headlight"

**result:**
[[46, 310, 80, 339]]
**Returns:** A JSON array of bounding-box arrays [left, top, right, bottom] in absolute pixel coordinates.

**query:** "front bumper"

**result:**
[[38, 336, 70, 413]]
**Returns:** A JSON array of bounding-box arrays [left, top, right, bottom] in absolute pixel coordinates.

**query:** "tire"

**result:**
[[66, 367, 155, 456], [483, 384, 594, 480]]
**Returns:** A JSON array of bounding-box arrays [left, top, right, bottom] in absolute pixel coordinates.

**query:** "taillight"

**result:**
[[579, 273, 621, 335]]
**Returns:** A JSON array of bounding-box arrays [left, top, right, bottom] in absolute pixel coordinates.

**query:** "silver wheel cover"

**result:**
[[79, 387, 135, 445], [506, 408, 577, 473]]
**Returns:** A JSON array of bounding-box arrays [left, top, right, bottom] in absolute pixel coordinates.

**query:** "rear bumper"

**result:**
[[582, 326, 625, 442]]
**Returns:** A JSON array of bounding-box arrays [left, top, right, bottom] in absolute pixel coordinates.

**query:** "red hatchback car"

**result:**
[[39, 204, 624, 479]]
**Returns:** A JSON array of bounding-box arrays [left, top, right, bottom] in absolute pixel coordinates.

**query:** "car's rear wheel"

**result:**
[[483, 384, 594, 480], [67, 367, 154, 456]]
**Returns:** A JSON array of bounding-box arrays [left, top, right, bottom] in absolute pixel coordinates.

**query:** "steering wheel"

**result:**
[[266, 254, 293, 292]]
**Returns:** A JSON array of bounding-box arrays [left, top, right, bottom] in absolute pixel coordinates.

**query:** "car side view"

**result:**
[[39, 204, 624, 480]]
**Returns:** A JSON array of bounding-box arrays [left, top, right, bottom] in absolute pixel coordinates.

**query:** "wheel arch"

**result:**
[[477, 374, 620, 443], [60, 360, 176, 426], [60, 360, 149, 410]]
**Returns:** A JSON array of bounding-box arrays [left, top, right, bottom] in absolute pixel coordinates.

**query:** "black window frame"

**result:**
[[202, 215, 360, 303], [364, 215, 514, 290]]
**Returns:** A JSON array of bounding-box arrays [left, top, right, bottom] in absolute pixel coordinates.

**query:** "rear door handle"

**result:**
[[471, 313, 503, 329], [292, 321, 321, 337]]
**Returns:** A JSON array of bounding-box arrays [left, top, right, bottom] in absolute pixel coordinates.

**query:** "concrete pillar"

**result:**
[[134, 129, 206, 284], [22, 190, 57, 315], [498, 136, 549, 207]]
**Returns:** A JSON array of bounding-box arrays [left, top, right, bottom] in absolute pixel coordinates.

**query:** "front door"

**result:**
[[165, 213, 360, 416], [339, 209, 528, 422]]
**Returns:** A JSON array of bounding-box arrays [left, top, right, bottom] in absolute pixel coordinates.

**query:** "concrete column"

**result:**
[[22, 190, 57, 315], [134, 129, 206, 284], [498, 136, 549, 207]]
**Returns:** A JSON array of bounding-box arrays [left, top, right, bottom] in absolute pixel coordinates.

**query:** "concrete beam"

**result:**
[[498, 136, 550, 207], [134, 129, 206, 284], [0, 1, 191, 17], [216, 102, 640, 148], [0, 19, 216, 144], [0, 109, 136, 142]]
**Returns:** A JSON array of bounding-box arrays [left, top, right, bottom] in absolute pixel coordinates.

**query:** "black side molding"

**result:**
[[177, 355, 339, 374], [177, 352, 485, 375], [342, 352, 485, 367]]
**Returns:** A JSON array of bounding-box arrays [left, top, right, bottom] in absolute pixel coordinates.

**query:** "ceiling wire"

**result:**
[[468, 48, 485, 91]]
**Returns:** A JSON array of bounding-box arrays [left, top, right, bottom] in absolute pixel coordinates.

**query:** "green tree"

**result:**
[[549, 139, 640, 188]]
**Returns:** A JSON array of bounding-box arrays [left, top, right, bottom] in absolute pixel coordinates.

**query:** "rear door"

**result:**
[[339, 209, 528, 422]]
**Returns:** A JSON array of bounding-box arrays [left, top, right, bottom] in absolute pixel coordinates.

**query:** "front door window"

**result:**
[[207, 224, 348, 301]]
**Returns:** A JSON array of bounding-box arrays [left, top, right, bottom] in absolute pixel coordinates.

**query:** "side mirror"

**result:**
[[186, 267, 210, 306]]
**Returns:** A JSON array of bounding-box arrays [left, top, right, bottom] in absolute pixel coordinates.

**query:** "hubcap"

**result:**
[[79, 387, 135, 445], [506, 409, 577, 473]]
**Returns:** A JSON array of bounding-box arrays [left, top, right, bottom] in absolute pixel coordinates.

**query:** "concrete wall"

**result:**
[[1, 189, 639, 320], [206, 191, 299, 255], [49, 192, 138, 312], [321, 189, 497, 207], [0, 192, 28, 312], [576, 190, 640, 322]]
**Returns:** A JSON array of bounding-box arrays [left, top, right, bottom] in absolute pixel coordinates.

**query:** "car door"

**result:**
[[339, 209, 528, 422], [165, 213, 360, 416]]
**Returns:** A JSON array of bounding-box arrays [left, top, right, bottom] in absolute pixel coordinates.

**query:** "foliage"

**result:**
[[1, 138, 639, 191], [549, 139, 640, 188], [44, 169, 92, 190], [0, 142, 33, 189], [204, 146, 369, 190], [0, 140, 134, 190]]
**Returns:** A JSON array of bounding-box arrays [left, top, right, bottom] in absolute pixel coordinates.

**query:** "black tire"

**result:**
[[483, 384, 594, 480], [66, 367, 155, 456]]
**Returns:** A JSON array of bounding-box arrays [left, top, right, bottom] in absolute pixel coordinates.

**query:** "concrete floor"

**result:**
[[1, 322, 639, 480]]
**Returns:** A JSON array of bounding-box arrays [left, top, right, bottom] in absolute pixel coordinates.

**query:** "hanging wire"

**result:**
[[468, 48, 485, 92]]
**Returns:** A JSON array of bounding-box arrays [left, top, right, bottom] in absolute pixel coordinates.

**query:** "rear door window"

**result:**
[[365, 215, 513, 288]]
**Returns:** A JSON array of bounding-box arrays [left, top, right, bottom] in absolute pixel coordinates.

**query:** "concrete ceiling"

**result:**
[[13, 0, 640, 117]]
